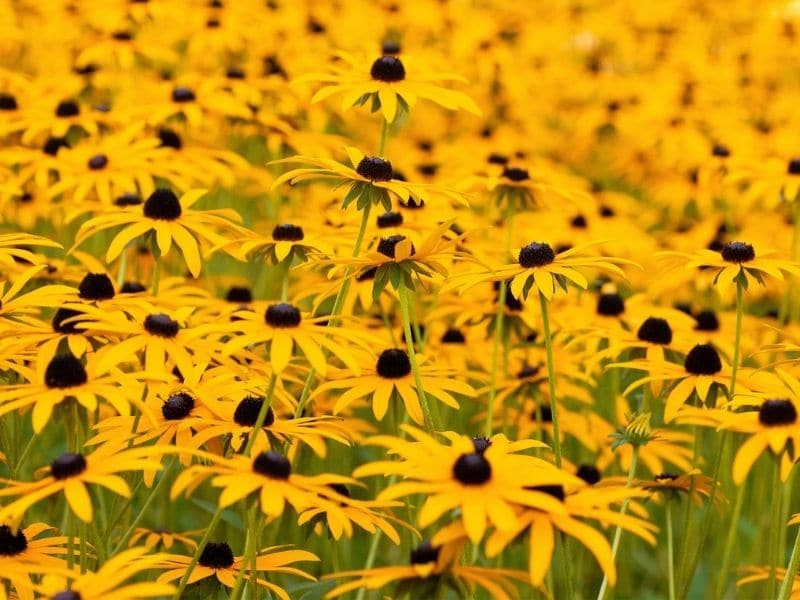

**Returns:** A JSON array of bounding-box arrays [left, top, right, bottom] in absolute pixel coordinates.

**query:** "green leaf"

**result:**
[[342, 183, 361, 209]]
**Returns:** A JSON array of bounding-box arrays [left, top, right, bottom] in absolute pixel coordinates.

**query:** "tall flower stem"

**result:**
[[539, 291, 563, 467], [678, 432, 727, 598], [768, 456, 784, 599], [116, 245, 129, 287], [398, 284, 440, 432], [486, 200, 516, 436], [172, 507, 225, 600], [292, 202, 372, 421], [680, 278, 744, 596], [667, 501, 676, 600], [111, 456, 176, 555], [779, 524, 800, 600], [597, 446, 639, 600], [230, 504, 260, 600], [378, 118, 389, 156], [715, 479, 746, 597], [151, 251, 162, 297], [244, 373, 277, 456], [729, 279, 744, 403]]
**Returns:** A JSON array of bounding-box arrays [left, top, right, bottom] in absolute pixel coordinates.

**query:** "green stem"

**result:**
[[151, 252, 162, 297], [378, 118, 389, 156], [11, 431, 38, 479], [667, 501, 676, 600], [729, 280, 744, 403], [292, 202, 372, 421], [230, 506, 258, 600], [355, 533, 383, 600], [111, 456, 176, 555], [65, 506, 75, 569], [398, 284, 439, 432], [539, 291, 563, 467], [768, 457, 784, 599], [172, 508, 225, 600], [117, 245, 129, 288], [779, 524, 800, 600], [678, 432, 728, 599], [486, 281, 506, 437], [715, 480, 746, 598], [244, 373, 277, 456], [597, 446, 639, 600]]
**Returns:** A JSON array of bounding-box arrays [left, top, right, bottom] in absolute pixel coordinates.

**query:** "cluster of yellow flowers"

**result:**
[[3, 1, 800, 599]]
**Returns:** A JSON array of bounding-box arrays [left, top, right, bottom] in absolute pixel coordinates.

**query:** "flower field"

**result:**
[[2, 1, 800, 598]]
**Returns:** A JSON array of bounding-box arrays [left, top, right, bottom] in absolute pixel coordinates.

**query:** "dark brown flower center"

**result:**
[[759, 399, 798, 426], [376, 348, 411, 378], [720, 241, 755, 263], [370, 56, 405, 82], [265, 303, 301, 327], [45, 353, 88, 388], [452, 452, 492, 485], [50, 453, 87, 479], [518, 242, 555, 268], [143, 189, 182, 220], [684, 343, 722, 375], [252, 451, 291, 479], [198, 542, 235, 569]]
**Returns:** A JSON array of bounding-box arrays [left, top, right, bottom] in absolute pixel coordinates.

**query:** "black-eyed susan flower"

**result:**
[[296, 51, 480, 123], [447, 241, 637, 300], [0, 443, 165, 522], [313, 348, 475, 425], [73, 188, 245, 277], [356, 426, 579, 542], [0, 522, 74, 600], [324, 539, 529, 600], [158, 542, 318, 597], [211, 301, 373, 375], [35, 546, 175, 599], [616, 343, 738, 421], [271, 147, 468, 211], [659, 241, 800, 291], [0, 351, 148, 432]]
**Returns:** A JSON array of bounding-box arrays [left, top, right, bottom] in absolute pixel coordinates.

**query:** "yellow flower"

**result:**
[[355, 426, 578, 542], [658, 241, 800, 291], [0, 443, 165, 522], [447, 241, 637, 301], [73, 188, 245, 277], [36, 547, 176, 599], [296, 51, 480, 122]]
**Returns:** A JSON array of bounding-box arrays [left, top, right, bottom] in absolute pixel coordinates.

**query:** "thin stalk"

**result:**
[[111, 456, 176, 555], [597, 446, 639, 600], [116, 245, 129, 288], [778, 524, 800, 600], [292, 202, 372, 421], [768, 457, 784, 599], [398, 285, 439, 432], [678, 432, 728, 598], [244, 373, 277, 456], [11, 431, 38, 479], [667, 502, 676, 600], [355, 533, 383, 600], [539, 291, 563, 467], [486, 200, 515, 436], [151, 252, 162, 297], [172, 507, 225, 600], [679, 280, 744, 596], [230, 506, 258, 600], [715, 481, 746, 598], [486, 282, 506, 436], [729, 280, 744, 403], [378, 118, 389, 156]]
